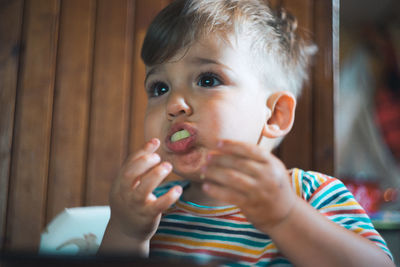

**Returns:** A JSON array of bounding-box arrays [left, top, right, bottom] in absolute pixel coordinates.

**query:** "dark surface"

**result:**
[[0, 253, 224, 267]]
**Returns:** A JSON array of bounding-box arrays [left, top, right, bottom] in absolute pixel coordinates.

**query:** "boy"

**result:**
[[99, 0, 394, 265]]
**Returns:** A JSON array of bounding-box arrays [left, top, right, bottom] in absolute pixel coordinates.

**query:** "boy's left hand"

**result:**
[[201, 139, 297, 233]]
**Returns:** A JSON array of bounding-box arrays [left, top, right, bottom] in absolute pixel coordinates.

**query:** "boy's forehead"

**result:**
[[145, 33, 252, 75]]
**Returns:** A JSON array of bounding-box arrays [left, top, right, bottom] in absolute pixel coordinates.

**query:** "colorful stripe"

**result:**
[[175, 200, 240, 216], [150, 168, 393, 265]]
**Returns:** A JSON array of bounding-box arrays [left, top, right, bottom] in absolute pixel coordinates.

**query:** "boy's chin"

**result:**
[[167, 147, 207, 177]]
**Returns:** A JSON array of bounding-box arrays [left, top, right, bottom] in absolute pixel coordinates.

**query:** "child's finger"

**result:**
[[203, 165, 255, 193], [127, 138, 160, 163], [152, 185, 182, 214], [134, 162, 173, 198], [216, 140, 270, 163], [207, 153, 262, 178], [120, 153, 161, 195], [118, 138, 160, 193]]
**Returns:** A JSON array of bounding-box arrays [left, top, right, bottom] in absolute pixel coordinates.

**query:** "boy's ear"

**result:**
[[262, 91, 296, 138]]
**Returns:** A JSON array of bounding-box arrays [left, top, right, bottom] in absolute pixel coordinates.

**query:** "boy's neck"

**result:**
[[181, 181, 230, 207]]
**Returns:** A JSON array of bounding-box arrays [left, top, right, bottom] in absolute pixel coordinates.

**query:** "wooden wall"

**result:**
[[0, 0, 335, 252]]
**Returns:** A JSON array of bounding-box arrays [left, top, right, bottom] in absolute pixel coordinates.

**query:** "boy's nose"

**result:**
[[166, 93, 193, 119]]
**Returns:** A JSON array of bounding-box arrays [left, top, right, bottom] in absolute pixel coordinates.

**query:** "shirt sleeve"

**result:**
[[291, 168, 393, 261]]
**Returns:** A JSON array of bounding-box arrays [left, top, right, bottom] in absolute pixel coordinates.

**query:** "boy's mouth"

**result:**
[[166, 123, 197, 153]]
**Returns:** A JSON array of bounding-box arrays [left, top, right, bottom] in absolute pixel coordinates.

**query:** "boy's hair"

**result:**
[[141, 0, 316, 97]]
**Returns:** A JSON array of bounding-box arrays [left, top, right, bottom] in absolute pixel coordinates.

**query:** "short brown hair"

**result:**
[[141, 0, 316, 97]]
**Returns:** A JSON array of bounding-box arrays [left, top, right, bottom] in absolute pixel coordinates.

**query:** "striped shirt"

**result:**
[[150, 168, 393, 266]]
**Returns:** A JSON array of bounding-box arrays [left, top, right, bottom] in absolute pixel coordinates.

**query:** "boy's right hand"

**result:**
[[101, 138, 182, 254]]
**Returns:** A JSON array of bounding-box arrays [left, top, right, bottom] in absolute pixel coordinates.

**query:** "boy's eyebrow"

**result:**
[[145, 67, 161, 85], [189, 57, 232, 71], [144, 57, 232, 85]]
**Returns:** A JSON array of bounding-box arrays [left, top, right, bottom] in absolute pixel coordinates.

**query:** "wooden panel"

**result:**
[[129, 0, 171, 153], [129, 0, 180, 182], [6, 0, 60, 251], [85, 0, 134, 205], [278, 0, 314, 171], [46, 0, 96, 223], [0, 0, 24, 250], [0, 0, 335, 251], [312, 0, 334, 174], [268, 0, 282, 8]]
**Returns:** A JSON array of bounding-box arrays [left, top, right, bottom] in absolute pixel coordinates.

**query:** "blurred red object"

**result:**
[[342, 180, 382, 214]]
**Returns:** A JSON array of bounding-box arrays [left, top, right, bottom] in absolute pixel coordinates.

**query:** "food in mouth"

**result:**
[[166, 125, 197, 153], [171, 129, 191, 142]]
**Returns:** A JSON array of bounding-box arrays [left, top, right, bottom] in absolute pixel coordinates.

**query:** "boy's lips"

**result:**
[[165, 123, 197, 154]]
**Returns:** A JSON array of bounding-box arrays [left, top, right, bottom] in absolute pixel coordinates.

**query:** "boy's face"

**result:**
[[144, 34, 270, 181]]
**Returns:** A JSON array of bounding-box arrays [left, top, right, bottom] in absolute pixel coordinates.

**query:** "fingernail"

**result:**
[[147, 138, 159, 149], [174, 186, 182, 195], [162, 162, 172, 171], [151, 153, 161, 162]]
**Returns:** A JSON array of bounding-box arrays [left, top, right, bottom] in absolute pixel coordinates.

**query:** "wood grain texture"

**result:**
[[6, 0, 60, 251], [85, 0, 134, 205], [0, 0, 336, 251], [0, 0, 24, 250], [278, 0, 314, 171], [129, 0, 180, 182], [46, 0, 96, 223], [312, 0, 334, 174], [129, 0, 171, 154]]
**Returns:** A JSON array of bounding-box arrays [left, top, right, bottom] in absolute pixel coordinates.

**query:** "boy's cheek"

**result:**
[[143, 111, 164, 140]]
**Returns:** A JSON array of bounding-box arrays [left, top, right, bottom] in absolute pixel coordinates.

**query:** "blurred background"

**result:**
[[337, 0, 400, 261]]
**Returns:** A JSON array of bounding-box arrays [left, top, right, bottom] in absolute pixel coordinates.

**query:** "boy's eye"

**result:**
[[148, 81, 169, 97], [197, 73, 222, 88]]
